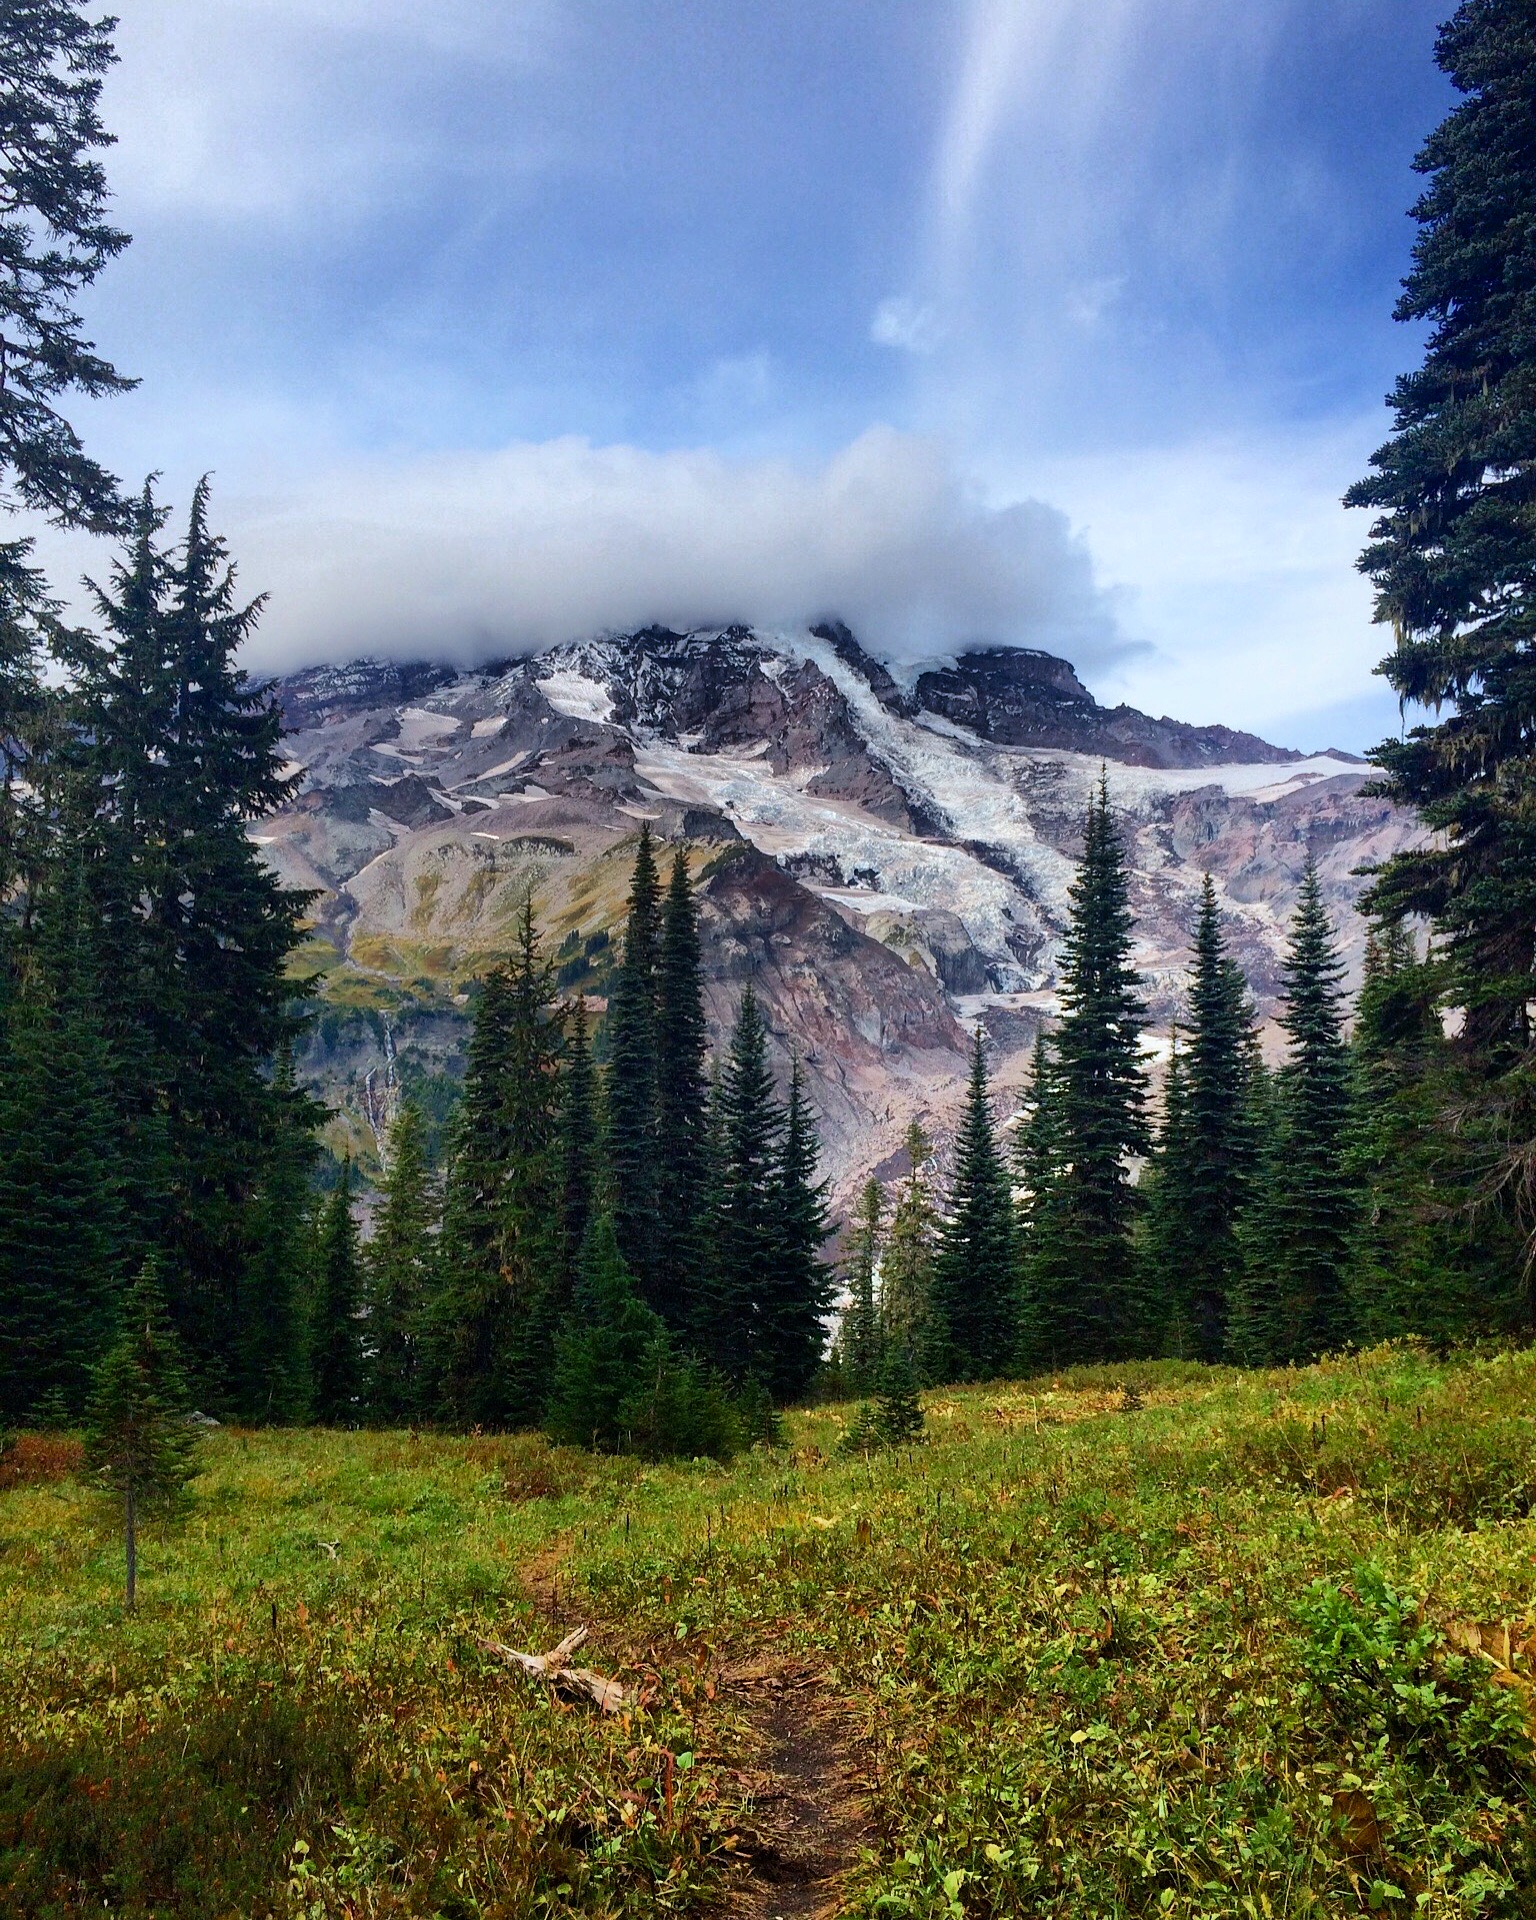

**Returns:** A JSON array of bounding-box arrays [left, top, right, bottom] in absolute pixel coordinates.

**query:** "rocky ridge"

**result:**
[[260, 622, 1413, 1207]]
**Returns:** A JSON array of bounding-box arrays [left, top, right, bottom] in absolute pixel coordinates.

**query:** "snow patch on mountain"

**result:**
[[535, 669, 616, 724]]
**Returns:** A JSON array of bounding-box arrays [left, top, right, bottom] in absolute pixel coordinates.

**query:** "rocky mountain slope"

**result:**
[[261, 622, 1415, 1208]]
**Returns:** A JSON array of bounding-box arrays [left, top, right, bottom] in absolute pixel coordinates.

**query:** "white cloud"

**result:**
[[871, 297, 943, 354], [102, 0, 558, 221], [69, 427, 1124, 676], [1064, 274, 1127, 328]]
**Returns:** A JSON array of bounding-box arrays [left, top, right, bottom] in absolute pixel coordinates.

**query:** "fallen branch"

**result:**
[[477, 1625, 628, 1714]]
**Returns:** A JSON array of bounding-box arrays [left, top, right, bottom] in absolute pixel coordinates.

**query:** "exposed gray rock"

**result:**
[[259, 621, 1416, 1210]]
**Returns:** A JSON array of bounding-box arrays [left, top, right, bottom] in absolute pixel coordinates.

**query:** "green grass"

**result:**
[[4, 1347, 1536, 1917]]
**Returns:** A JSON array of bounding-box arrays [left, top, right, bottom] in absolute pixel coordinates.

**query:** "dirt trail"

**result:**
[[724, 1660, 869, 1920], [514, 1547, 868, 1917]]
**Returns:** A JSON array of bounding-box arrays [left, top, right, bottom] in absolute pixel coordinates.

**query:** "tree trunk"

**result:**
[[124, 1484, 136, 1612]]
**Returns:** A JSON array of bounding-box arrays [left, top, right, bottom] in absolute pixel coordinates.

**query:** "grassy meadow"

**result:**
[[4, 1346, 1536, 1918]]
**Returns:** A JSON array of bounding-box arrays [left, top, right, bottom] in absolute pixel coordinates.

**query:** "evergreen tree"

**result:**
[[1140, 1030, 1193, 1357], [544, 1213, 666, 1452], [62, 484, 313, 1396], [700, 985, 782, 1386], [654, 847, 709, 1326], [1035, 778, 1151, 1362], [766, 1058, 833, 1401], [1150, 880, 1258, 1359], [839, 1178, 885, 1393], [84, 1259, 197, 1611], [1016, 1034, 1070, 1371], [1345, 926, 1518, 1342], [0, 864, 121, 1421], [932, 1027, 1018, 1382], [235, 1038, 320, 1424], [309, 1163, 364, 1425], [880, 1122, 942, 1380], [429, 964, 517, 1418], [606, 825, 662, 1299], [557, 998, 602, 1288], [621, 1345, 739, 1462], [0, 548, 67, 922], [1347, 0, 1536, 1062], [366, 1102, 436, 1424], [873, 1346, 925, 1447], [434, 901, 566, 1429], [0, 0, 135, 533], [734, 1372, 786, 1449], [1229, 865, 1355, 1365], [494, 900, 568, 1424]]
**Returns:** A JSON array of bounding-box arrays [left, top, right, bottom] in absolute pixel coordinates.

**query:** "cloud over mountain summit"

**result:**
[[199, 427, 1126, 676]]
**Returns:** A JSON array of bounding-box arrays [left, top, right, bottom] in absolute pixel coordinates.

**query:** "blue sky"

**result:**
[[47, 0, 1452, 749]]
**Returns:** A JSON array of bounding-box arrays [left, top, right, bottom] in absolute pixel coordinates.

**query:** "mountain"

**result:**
[[260, 622, 1413, 1208]]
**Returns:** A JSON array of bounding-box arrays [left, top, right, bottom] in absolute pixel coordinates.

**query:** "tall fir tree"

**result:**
[[606, 825, 662, 1300], [1033, 778, 1151, 1362], [235, 1038, 320, 1423], [366, 1102, 436, 1424], [1016, 1033, 1069, 1371], [654, 847, 709, 1327], [1139, 1029, 1193, 1358], [309, 1162, 364, 1426], [765, 1058, 832, 1402], [1347, 0, 1536, 1063], [0, 0, 135, 534], [557, 998, 602, 1291], [699, 984, 782, 1386], [880, 1122, 942, 1380], [0, 862, 122, 1421], [840, 1178, 885, 1393], [0, 548, 67, 927], [433, 900, 565, 1428], [84, 1260, 196, 1611], [429, 964, 517, 1419], [1345, 925, 1519, 1342], [1149, 879, 1258, 1359], [62, 483, 313, 1398], [544, 1212, 667, 1453], [494, 900, 568, 1424], [932, 1027, 1018, 1382], [1229, 864, 1355, 1366]]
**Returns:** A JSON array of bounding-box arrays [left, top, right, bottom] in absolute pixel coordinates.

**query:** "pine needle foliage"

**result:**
[[1149, 879, 1258, 1359], [1347, 0, 1536, 1060], [840, 1178, 885, 1393], [557, 998, 602, 1292], [880, 1122, 942, 1381], [84, 1258, 197, 1610], [545, 1214, 665, 1453], [1030, 777, 1150, 1362], [607, 825, 662, 1300], [701, 985, 782, 1386], [1230, 865, 1355, 1365], [655, 848, 710, 1322], [433, 903, 565, 1429], [309, 1162, 364, 1427], [62, 483, 315, 1395], [0, 865, 122, 1422], [0, 0, 136, 532], [873, 1347, 924, 1447], [366, 1103, 436, 1425], [933, 1027, 1018, 1381], [768, 1057, 833, 1402], [235, 1039, 319, 1425]]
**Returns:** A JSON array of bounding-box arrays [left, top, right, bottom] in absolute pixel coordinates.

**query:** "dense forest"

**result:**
[[4, 0, 1536, 1454]]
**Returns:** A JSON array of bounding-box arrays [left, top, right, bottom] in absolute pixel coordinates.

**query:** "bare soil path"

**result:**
[[515, 1545, 869, 1918], [723, 1659, 870, 1920]]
